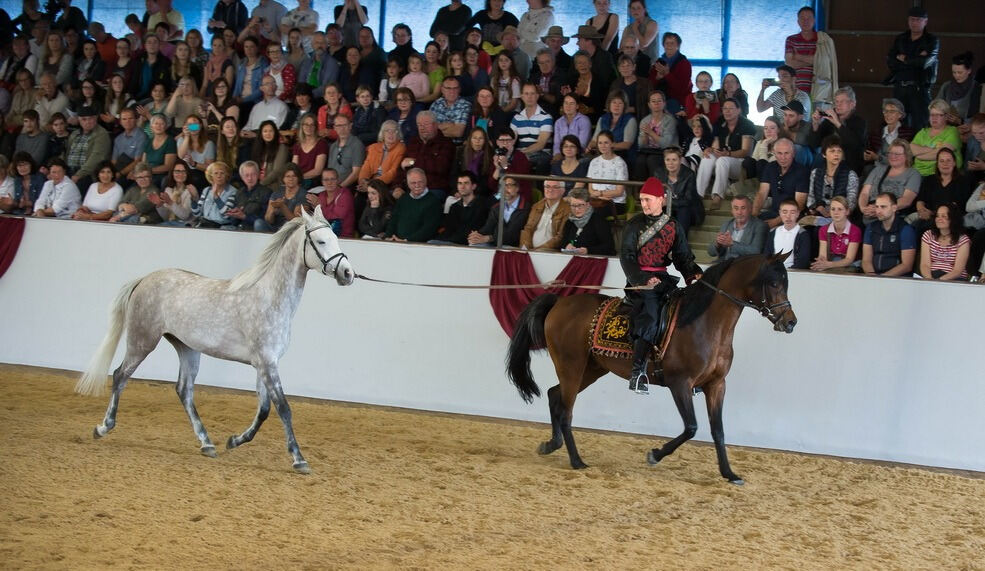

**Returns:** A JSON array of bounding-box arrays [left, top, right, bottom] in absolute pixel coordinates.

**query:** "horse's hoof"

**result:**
[[646, 449, 662, 465], [293, 461, 310, 474], [537, 441, 561, 455], [225, 436, 237, 450], [728, 478, 745, 486], [571, 460, 589, 470], [92, 426, 103, 439], [201, 445, 217, 458]]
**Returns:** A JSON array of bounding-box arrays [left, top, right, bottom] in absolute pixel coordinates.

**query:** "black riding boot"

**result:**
[[628, 337, 652, 395]]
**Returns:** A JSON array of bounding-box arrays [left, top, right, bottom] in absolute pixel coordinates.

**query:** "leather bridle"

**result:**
[[304, 223, 348, 279], [699, 279, 792, 325]]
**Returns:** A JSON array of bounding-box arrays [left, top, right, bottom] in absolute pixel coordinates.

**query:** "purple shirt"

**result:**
[[552, 113, 592, 156]]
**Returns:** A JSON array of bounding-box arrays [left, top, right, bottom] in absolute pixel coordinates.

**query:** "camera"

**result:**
[[657, 58, 667, 66], [495, 146, 509, 156], [763, 78, 777, 87], [695, 90, 713, 100]]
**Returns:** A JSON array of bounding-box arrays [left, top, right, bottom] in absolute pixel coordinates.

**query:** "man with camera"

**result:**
[[808, 86, 867, 176], [756, 64, 812, 121]]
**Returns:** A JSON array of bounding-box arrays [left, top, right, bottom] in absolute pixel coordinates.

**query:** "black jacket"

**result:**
[[559, 212, 615, 255], [764, 227, 811, 270], [808, 112, 867, 175], [620, 213, 701, 286], [437, 195, 494, 244], [886, 30, 939, 87], [477, 197, 530, 247]]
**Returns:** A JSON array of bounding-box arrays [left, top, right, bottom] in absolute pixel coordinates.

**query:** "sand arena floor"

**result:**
[[1, 364, 983, 569]]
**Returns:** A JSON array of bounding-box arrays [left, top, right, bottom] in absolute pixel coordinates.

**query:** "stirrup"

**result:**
[[629, 370, 650, 395]]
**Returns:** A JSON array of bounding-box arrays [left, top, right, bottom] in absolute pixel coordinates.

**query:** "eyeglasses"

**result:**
[[887, 151, 906, 157], [882, 108, 900, 114], [172, 169, 187, 174], [136, 174, 151, 179], [504, 182, 519, 188], [570, 202, 589, 209]]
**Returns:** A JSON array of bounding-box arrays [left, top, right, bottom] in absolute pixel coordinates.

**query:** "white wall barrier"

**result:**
[[1, 218, 982, 471]]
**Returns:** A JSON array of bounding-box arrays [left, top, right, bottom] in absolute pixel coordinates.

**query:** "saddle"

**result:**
[[589, 289, 684, 361]]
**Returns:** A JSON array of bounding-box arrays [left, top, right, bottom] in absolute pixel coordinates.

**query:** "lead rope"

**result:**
[[353, 274, 658, 291]]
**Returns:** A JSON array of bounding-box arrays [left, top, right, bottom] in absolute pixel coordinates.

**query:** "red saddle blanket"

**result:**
[[588, 296, 681, 360]]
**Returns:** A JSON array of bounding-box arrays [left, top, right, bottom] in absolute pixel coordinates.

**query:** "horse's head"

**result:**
[[300, 208, 355, 286], [753, 252, 797, 334]]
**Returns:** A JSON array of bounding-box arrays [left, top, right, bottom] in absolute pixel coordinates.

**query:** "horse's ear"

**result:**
[[773, 251, 792, 264], [300, 207, 313, 225], [313, 204, 328, 223]]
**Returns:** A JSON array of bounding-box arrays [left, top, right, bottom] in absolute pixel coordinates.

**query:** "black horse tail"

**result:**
[[506, 294, 559, 403]]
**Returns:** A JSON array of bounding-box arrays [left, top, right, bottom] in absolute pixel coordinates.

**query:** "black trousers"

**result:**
[[626, 278, 676, 344], [893, 84, 931, 130]]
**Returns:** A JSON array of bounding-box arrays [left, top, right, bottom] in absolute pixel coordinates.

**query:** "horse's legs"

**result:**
[[94, 345, 154, 438], [257, 364, 308, 473], [537, 385, 564, 455], [704, 380, 743, 484], [166, 337, 216, 457], [556, 364, 606, 469], [647, 382, 698, 465], [226, 375, 271, 450]]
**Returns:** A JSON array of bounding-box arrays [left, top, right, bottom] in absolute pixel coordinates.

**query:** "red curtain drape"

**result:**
[[0, 217, 25, 280], [489, 250, 609, 336]]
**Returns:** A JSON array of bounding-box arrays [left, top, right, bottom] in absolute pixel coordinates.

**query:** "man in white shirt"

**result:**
[[242, 76, 289, 136], [764, 199, 810, 269], [34, 159, 81, 218]]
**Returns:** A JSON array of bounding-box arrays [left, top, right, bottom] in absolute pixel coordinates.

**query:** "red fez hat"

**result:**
[[639, 177, 665, 198]]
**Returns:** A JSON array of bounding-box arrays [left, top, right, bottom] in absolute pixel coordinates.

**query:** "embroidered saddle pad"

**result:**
[[588, 294, 682, 360]]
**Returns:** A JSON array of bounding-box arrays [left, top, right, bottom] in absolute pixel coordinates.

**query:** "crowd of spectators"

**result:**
[[0, 1, 983, 279]]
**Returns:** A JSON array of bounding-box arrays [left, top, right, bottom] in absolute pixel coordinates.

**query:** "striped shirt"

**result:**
[[921, 231, 970, 279], [511, 105, 553, 151], [785, 32, 817, 92]]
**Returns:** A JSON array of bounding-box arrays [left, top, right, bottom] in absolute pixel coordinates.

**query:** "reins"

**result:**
[[699, 279, 791, 324]]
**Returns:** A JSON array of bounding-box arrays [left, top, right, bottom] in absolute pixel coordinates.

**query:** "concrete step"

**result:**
[[688, 228, 720, 243]]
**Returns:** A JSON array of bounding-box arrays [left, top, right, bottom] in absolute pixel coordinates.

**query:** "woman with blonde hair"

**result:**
[[910, 99, 964, 176], [291, 112, 328, 188], [176, 114, 216, 187], [858, 138, 921, 224], [811, 196, 862, 273], [191, 161, 237, 228], [36, 29, 72, 85]]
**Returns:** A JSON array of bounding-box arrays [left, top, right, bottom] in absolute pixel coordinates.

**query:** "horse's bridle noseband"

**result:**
[[304, 223, 349, 278], [699, 279, 792, 325]]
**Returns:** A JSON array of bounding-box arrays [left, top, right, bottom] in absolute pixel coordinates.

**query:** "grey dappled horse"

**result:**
[[76, 208, 354, 473]]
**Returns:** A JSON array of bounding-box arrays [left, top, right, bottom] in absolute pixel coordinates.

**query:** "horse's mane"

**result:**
[[677, 254, 787, 327], [677, 258, 736, 327], [228, 218, 306, 292]]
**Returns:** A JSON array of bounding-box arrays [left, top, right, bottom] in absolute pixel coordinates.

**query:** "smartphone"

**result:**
[[763, 78, 777, 87], [188, 123, 201, 132]]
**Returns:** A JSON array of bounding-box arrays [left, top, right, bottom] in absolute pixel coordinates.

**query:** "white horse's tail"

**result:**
[[75, 278, 142, 396]]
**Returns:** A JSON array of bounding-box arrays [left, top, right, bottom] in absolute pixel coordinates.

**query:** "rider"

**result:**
[[621, 177, 702, 395]]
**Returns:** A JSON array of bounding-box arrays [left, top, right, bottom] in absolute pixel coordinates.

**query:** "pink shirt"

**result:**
[[317, 187, 355, 237], [819, 221, 861, 258]]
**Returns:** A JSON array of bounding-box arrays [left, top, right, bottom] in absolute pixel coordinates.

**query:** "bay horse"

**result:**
[[506, 253, 797, 484], [75, 208, 354, 473]]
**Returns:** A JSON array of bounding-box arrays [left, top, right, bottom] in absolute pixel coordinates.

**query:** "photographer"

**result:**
[[808, 86, 868, 176], [756, 64, 812, 121], [683, 70, 720, 124]]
